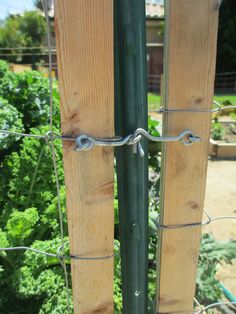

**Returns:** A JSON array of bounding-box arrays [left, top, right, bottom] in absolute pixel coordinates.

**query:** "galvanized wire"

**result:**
[[1, 101, 235, 154], [194, 300, 236, 313], [158, 209, 236, 230], [0, 129, 75, 140], [0, 246, 117, 261], [154, 100, 236, 114]]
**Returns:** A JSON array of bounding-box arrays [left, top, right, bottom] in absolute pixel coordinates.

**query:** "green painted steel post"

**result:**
[[114, 1, 148, 313]]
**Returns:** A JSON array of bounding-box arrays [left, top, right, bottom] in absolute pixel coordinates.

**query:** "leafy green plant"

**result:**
[[0, 97, 24, 151], [196, 234, 236, 305], [230, 112, 236, 121], [212, 119, 225, 140], [0, 65, 69, 313], [0, 126, 64, 217], [0, 70, 60, 131], [222, 99, 233, 107], [0, 59, 9, 79]]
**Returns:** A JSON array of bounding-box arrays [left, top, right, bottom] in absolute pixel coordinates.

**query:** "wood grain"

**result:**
[[156, 1, 219, 313], [55, 1, 114, 313]]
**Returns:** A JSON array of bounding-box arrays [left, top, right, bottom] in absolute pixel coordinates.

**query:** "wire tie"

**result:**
[[69, 243, 120, 261], [70, 253, 115, 261], [158, 209, 211, 230], [157, 100, 222, 114], [158, 209, 236, 230]]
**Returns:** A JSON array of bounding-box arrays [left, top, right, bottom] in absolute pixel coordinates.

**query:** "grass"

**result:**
[[214, 94, 236, 105], [148, 93, 161, 110], [148, 93, 236, 111]]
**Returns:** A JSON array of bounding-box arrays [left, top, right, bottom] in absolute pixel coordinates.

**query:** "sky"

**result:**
[[0, 0, 35, 20]]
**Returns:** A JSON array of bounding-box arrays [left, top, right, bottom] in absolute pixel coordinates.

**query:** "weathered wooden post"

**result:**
[[156, 1, 219, 313], [55, 1, 114, 313]]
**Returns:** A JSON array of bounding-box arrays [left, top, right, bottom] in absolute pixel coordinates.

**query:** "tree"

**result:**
[[0, 15, 26, 63], [34, 0, 44, 11], [0, 12, 46, 63], [34, 0, 54, 13], [19, 11, 47, 47]]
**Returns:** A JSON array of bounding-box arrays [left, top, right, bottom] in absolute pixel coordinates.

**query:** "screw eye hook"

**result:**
[[179, 130, 201, 146], [75, 135, 95, 151]]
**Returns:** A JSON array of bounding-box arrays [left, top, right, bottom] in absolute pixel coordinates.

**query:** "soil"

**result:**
[[214, 116, 236, 143], [204, 159, 236, 302]]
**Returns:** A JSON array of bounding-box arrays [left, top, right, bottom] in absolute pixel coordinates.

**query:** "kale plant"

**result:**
[[0, 97, 24, 151]]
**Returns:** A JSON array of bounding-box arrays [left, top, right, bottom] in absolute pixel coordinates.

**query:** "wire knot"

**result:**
[[44, 130, 55, 142]]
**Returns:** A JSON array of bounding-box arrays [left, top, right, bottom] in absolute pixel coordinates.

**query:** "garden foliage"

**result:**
[[0, 62, 236, 313]]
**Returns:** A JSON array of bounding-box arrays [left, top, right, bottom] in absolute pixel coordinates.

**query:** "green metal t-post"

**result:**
[[114, 1, 148, 313]]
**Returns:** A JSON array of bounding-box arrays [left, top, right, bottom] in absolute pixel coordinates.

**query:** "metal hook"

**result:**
[[74, 129, 201, 157]]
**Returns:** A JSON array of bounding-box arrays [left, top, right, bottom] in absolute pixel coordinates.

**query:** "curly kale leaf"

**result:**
[[0, 125, 64, 219], [41, 187, 68, 237], [2, 238, 72, 313], [0, 70, 60, 130], [6, 208, 39, 246], [0, 97, 24, 150]]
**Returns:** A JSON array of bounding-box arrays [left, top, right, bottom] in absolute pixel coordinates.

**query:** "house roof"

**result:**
[[146, 0, 164, 19]]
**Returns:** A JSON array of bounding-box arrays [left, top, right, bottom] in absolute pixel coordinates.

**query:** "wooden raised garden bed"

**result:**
[[209, 114, 236, 158]]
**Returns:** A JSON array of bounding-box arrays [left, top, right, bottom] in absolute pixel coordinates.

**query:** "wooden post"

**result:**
[[156, 1, 219, 313], [55, 1, 114, 313]]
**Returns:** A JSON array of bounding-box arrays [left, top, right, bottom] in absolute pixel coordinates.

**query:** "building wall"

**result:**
[[146, 19, 164, 92], [146, 19, 163, 44]]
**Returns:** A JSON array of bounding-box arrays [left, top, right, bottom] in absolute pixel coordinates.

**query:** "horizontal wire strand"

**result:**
[[195, 301, 236, 314], [0, 246, 117, 261], [158, 209, 236, 230], [1, 101, 235, 151]]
